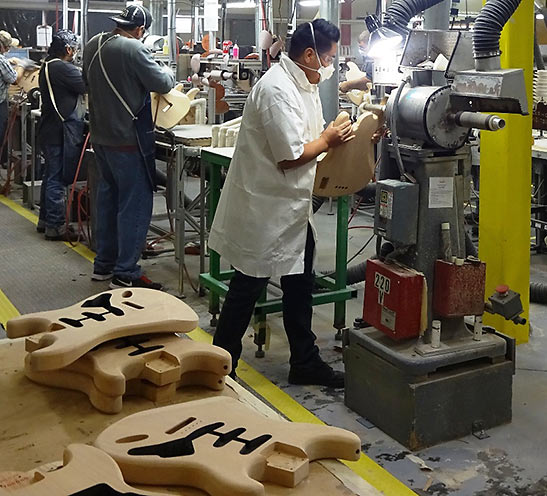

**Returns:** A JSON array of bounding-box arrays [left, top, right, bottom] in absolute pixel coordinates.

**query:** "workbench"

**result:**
[[531, 139, 547, 253], [198, 147, 357, 358], [155, 125, 213, 296], [0, 338, 378, 496]]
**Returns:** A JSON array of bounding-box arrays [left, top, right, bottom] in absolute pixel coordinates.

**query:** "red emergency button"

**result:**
[[496, 284, 510, 295]]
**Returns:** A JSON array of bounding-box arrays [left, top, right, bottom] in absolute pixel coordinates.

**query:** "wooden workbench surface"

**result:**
[[0, 339, 377, 496]]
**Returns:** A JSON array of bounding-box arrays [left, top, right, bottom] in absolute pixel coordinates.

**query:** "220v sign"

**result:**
[[374, 273, 391, 294]]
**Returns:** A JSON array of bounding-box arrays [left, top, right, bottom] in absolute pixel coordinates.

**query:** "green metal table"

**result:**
[[199, 147, 357, 357]]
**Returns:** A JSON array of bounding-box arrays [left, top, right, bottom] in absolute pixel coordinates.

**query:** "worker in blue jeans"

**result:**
[[37, 30, 84, 240], [83, 5, 174, 288]]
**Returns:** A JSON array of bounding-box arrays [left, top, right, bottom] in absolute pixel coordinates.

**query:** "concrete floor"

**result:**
[[2, 175, 547, 495]]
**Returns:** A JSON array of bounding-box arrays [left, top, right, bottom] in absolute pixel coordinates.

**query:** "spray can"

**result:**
[[233, 42, 239, 59]]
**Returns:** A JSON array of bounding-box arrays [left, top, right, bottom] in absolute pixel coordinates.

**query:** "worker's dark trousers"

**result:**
[[213, 224, 321, 373]]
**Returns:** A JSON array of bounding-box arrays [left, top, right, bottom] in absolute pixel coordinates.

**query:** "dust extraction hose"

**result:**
[[383, 0, 446, 34], [472, 0, 522, 60]]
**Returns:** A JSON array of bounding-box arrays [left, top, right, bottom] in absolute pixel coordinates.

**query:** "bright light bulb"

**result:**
[[367, 35, 402, 59], [537, 12, 545, 19]]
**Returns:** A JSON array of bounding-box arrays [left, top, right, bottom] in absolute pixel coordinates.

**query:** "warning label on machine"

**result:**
[[428, 177, 454, 209], [381, 306, 396, 331], [379, 189, 393, 219]]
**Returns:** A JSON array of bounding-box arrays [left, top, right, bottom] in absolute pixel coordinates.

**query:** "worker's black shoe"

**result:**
[[109, 275, 163, 291], [288, 361, 345, 389], [91, 270, 114, 281], [44, 226, 79, 241]]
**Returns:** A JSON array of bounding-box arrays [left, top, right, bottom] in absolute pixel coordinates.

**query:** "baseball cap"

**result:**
[[53, 29, 80, 49], [110, 5, 153, 30]]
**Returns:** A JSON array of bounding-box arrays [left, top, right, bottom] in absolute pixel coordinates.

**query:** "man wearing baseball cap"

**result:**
[[37, 29, 85, 241], [83, 5, 174, 289], [0, 31, 17, 168]]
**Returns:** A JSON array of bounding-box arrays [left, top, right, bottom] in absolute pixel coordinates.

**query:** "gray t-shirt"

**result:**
[[83, 32, 174, 146]]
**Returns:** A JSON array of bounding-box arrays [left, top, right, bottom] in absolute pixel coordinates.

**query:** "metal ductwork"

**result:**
[[383, 0, 446, 34], [472, 0, 522, 70]]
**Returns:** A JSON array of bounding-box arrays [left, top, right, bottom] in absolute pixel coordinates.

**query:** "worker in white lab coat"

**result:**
[[208, 19, 353, 388]]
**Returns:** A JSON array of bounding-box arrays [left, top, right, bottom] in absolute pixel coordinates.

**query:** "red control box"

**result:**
[[363, 259, 424, 341], [433, 259, 486, 317]]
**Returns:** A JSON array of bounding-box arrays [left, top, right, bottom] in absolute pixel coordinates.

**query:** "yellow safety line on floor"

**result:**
[[0, 289, 20, 327], [188, 327, 417, 496], [2, 194, 414, 495], [0, 195, 95, 263]]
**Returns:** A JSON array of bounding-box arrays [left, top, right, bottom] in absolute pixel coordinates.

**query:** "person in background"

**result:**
[[83, 5, 174, 289], [208, 20, 353, 388], [37, 30, 85, 241], [0, 30, 17, 168], [357, 30, 373, 79]]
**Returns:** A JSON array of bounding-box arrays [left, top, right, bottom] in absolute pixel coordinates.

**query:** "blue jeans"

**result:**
[[39, 144, 66, 229], [93, 144, 153, 279]]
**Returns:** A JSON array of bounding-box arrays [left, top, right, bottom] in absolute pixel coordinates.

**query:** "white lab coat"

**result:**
[[208, 53, 324, 278]]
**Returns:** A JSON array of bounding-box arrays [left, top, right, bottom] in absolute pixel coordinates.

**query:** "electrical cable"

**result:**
[[65, 132, 90, 246], [390, 78, 414, 183]]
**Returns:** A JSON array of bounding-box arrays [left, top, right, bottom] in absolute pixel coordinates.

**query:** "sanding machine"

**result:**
[[344, 0, 528, 450]]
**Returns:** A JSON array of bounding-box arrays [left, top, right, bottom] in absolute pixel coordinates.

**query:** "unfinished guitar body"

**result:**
[[7, 289, 198, 371], [65, 333, 231, 396], [314, 111, 382, 198], [94, 396, 361, 496], [25, 353, 227, 414], [0, 444, 164, 496], [342, 62, 370, 106], [151, 89, 191, 129]]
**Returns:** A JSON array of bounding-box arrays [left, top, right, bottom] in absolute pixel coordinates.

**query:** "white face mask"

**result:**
[[295, 22, 335, 83]]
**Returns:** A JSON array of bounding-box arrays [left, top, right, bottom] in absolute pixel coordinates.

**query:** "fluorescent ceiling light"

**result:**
[[226, 1, 255, 8], [299, 0, 320, 6]]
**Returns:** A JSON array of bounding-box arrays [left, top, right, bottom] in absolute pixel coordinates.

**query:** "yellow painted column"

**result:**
[[479, 0, 533, 343]]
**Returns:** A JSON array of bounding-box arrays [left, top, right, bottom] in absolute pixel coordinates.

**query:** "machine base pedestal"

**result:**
[[344, 328, 513, 450]]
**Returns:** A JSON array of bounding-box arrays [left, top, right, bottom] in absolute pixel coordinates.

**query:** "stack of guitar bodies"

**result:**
[[5, 288, 232, 413]]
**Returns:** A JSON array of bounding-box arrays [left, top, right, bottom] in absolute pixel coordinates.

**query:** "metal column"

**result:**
[[62, 0, 69, 30], [167, 0, 177, 68], [423, 0, 451, 30], [479, 0, 533, 343], [150, 0, 163, 36], [80, 0, 89, 46], [319, 0, 340, 125]]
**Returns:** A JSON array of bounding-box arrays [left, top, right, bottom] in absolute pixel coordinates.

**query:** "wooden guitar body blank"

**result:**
[[25, 353, 227, 414], [0, 444, 165, 496], [151, 89, 191, 129], [65, 333, 231, 396], [313, 111, 382, 198], [7, 289, 199, 371], [94, 396, 361, 496]]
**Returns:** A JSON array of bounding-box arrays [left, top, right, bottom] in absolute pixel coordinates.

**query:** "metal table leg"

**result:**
[[199, 154, 207, 296], [175, 144, 185, 296], [208, 158, 221, 326], [29, 106, 36, 209], [334, 195, 349, 339]]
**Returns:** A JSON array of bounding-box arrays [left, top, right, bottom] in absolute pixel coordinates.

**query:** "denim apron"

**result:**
[[92, 33, 157, 191], [44, 59, 86, 185], [134, 94, 157, 190]]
